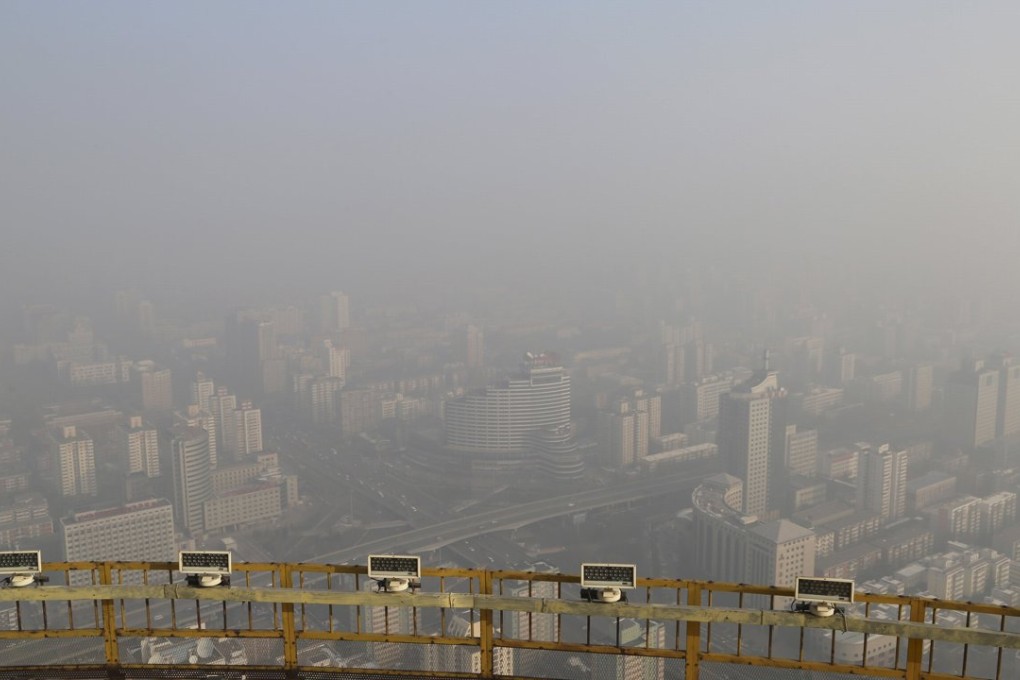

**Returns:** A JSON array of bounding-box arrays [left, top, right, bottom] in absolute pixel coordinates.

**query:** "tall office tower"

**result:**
[[319, 339, 350, 381], [659, 320, 685, 384], [191, 372, 216, 411], [135, 361, 173, 412], [175, 404, 218, 469], [171, 426, 213, 535], [230, 401, 263, 460], [62, 498, 175, 564], [788, 336, 825, 386], [856, 444, 908, 522], [660, 342, 685, 386], [785, 426, 819, 477], [600, 404, 638, 467], [717, 360, 786, 517], [744, 520, 817, 589], [906, 363, 934, 412], [125, 415, 160, 477], [680, 321, 712, 382], [633, 390, 662, 439], [599, 391, 658, 468], [319, 291, 350, 335], [225, 314, 279, 395], [50, 425, 97, 497], [464, 324, 485, 368], [209, 387, 237, 454], [680, 374, 734, 425], [531, 424, 585, 481], [320, 340, 352, 383], [445, 352, 571, 458], [992, 354, 1020, 438], [945, 359, 1000, 449], [826, 347, 856, 386], [692, 475, 815, 587]]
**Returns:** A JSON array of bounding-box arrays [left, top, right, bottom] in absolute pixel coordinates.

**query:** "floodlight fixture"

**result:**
[[368, 554, 421, 593], [793, 577, 854, 618], [580, 563, 636, 603], [179, 550, 232, 587], [0, 550, 43, 588]]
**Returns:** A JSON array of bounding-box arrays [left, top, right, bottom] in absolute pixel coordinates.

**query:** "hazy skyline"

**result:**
[[4, 2, 1019, 309]]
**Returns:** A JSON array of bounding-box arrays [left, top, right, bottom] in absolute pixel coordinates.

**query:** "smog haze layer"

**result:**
[[3, 1, 1019, 316]]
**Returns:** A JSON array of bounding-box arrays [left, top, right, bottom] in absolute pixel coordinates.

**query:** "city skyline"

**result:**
[[6, 4, 1020, 651]]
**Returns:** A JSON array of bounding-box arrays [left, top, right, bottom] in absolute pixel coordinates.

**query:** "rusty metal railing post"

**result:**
[[280, 563, 299, 679], [905, 597, 926, 680], [685, 583, 702, 680], [479, 569, 494, 677]]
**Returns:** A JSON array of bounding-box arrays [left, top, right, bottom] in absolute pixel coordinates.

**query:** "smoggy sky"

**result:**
[[3, 2, 1019, 308]]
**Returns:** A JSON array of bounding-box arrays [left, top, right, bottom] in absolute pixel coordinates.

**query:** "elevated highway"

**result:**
[[309, 469, 712, 562]]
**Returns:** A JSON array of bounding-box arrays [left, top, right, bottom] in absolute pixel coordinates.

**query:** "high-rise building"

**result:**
[[745, 520, 817, 590], [230, 401, 263, 460], [717, 361, 786, 517], [680, 374, 734, 425], [531, 424, 585, 481], [979, 492, 1017, 536], [785, 426, 819, 477], [599, 391, 659, 468], [444, 353, 571, 457], [856, 444, 908, 522], [62, 498, 175, 563], [191, 372, 216, 411], [171, 426, 212, 535], [993, 354, 1020, 438], [50, 426, 97, 497], [175, 405, 218, 470], [319, 291, 350, 335], [135, 361, 173, 412], [225, 314, 279, 395], [464, 324, 484, 368], [124, 415, 160, 478], [905, 363, 934, 412], [209, 387, 237, 455], [693, 475, 815, 588], [826, 347, 855, 386], [600, 404, 638, 467], [320, 340, 350, 381], [296, 375, 342, 424], [339, 388, 379, 436], [945, 359, 1000, 449]]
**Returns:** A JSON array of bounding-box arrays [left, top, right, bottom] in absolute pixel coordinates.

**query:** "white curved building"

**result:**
[[445, 353, 571, 456], [171, 426, 212, 534]]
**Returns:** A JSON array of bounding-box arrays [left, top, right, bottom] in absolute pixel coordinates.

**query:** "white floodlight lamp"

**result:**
[[179, 550, 232, 587], [794, 577, 854, 617], [368, 555, 421, 593], [580, 563, 636, 603], [0, 551, 43, 588]]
